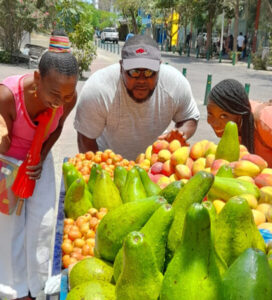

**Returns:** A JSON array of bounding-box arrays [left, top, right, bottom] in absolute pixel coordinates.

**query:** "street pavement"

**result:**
[[0, 43, 272, 297]]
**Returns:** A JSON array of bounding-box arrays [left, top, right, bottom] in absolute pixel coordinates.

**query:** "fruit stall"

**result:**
[[50, 121, 272, 300]]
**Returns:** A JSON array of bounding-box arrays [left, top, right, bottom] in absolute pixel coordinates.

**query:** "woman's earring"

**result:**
[[34, 86, 38, 99]]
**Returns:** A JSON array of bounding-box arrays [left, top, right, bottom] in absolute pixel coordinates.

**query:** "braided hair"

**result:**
[[38, 30, 78, 78], [208, 79, 255, 153]]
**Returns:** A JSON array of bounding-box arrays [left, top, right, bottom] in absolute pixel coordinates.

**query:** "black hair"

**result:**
[[208, 78, 255, 153], [38, 29, 78, 78]]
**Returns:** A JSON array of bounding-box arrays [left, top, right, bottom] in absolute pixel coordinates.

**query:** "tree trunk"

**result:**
[[233, 0, 239, 53], [129, 9, 138, 34], [252, 0, 262, 53], [206, 21, 212, 52]]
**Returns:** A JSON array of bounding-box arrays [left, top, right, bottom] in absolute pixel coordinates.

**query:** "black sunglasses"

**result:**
[[126, 69, 156, 78]]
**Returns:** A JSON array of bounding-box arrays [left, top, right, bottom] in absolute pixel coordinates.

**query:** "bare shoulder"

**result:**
[[0, 84, 16, 114]]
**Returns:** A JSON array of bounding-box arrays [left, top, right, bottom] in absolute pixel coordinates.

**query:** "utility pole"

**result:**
[[252, 0, 262, 53]]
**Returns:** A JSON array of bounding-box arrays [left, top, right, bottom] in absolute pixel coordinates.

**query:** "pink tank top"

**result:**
[[1, 74, 63, 160]]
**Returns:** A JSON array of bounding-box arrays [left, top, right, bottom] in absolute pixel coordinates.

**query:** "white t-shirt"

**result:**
[[74, 63, 200, 160], [237, 35, 245, 48]]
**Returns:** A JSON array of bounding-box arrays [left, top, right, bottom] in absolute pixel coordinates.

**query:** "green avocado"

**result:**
[[214, 196, 266, 267], [161, 203, 225, 300], [215, 121, 240, 162], [159, 180, 184, 204], [69, 257, 114, 289], [167, 171, 214, 253], [115, 231, 163, 300], [66, 280, 115, 300], [92, 169, 122, 211], [113, 203, 174, 282], [135, 166, 161, 196], [64, 178, 93, 219], [121, 167, 146, 203], [113, 166, 127, 194], [222, 248, 272, 300], [87, 163, 102, 194], [62, 162, 83, 193], [216, 164, 234, 178], [208, 176, 260, 202], [94, 196, 167, 262]]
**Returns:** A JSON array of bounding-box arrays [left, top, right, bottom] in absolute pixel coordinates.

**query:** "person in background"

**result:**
[[206, 79, 272, 167], [242, 34, 248, 58], [125, 32, 134, 41], [237, 32, 245, 52], [228, 34, 234, 52], [186, 32, 192, 48], [196, 32, 204, 53], [0, 30, 78, 300], [74, 34, 200, 160]]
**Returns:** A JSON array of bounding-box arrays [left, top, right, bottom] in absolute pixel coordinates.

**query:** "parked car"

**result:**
[[101, 27, 119, 44]]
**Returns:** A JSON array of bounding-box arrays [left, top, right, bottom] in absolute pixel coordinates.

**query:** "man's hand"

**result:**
[[158, 129, 189, 146], [26, 161, 43, 180]]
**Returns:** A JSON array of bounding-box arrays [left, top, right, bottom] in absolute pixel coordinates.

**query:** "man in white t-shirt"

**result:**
[[237, 32, 245, 52], [74, 34, 200, 160]]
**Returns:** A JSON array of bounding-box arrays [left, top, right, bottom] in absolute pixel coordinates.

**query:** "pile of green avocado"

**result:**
[[63, 163, 272, 300]]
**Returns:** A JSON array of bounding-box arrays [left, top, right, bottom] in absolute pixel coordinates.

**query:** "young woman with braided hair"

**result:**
[[0, 30, 78, 299], [207, 78, 272, 166]]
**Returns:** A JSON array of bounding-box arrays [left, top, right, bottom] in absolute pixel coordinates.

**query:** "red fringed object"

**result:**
[[12, 108, 56, 210]]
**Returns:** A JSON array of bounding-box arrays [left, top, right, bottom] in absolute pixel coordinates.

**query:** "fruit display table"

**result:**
[[48, 124, 272, 299]]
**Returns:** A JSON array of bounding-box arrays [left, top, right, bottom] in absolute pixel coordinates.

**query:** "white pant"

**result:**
[[0, 152, 56, 299]]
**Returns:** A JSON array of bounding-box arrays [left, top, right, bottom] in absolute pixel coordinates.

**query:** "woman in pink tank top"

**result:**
[[0, 30, 78, 300]]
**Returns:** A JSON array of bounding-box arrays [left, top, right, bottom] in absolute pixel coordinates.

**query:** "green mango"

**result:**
[[159, 180, 184, 204], [135, 166, 161, 196], [87, 163, 102, 194], [167, 171, 214, 253], [215, 121, 240, 162], [214, 196, 266, 267], [64, 178, 93, 220], [161, 203, 225, 300], [115, 231, 163, 300], [69, 257, 114, 289], [121, 167, 146, 203], [208, 176, 260, 201], [62, 162, 82, 193], [92, 169, 122, 211], [113, 203, 174, 282], [113, 166, 127, 194], [216, 164, 234, 178], [95, 196, 167, 262], [66, 280, 116, 300], [222, 248, 272, 300]]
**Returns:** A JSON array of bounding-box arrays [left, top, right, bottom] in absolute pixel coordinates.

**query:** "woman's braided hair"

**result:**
[[208, 79, 255, 153], [38, 29, 78, 78]]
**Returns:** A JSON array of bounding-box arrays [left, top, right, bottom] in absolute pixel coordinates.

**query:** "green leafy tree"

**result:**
[[55, 0, 83, 33], [199, 0, 223, 52], [115, 0, 141, 33], [69, 23, 96, 79], [55, 0, 97, 79], [96, 10, 118, 30], [0, 0, 55, 54]]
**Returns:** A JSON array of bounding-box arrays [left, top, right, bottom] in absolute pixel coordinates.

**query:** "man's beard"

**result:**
[[126, 87, 156, 103]]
